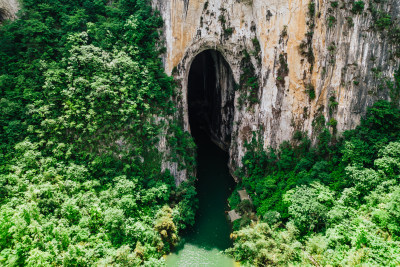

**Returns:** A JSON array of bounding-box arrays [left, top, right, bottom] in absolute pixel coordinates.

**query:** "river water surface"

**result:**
[[166, 130, 237, 266]]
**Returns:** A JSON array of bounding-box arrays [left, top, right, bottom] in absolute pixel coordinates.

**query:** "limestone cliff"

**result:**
[[2, 0, 399, 184], [0, 0, 19, 22], [152, 0, 400, 182]]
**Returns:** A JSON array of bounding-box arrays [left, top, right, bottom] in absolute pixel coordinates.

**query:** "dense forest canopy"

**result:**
[[0, 0, 196, 265], [227, 97, 400, 266]]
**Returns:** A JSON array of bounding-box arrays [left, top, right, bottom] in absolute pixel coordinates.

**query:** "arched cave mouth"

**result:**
[[188, 49, 236, 151]]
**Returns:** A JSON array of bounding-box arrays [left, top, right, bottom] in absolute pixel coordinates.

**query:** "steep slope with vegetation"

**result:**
[[0, 0, 196, 265], [227, 89, 400, 265], [2, 0, 400, 266]]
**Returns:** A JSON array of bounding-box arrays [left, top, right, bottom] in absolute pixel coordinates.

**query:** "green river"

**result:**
[[166, 130, 237, 267]]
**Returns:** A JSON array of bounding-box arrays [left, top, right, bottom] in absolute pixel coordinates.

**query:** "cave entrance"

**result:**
[[188, 50, 235, 151], [166, 50, 237, 265]]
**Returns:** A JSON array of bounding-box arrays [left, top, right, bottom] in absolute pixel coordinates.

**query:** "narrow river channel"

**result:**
[[166, 129, 237, 266]]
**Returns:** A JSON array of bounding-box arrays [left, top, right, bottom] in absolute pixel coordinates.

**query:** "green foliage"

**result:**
[[284, 182, 334, 233], [280, 25, 288, 38], [0, 0, 197, 265], [299, 0, 315, 70], [328, 118, 338, 133], [224, 27, 234, 37], [308, 1, 315, 18], [374, 11, 392, 30], [218, 14, 226, 24], [251, 37, 262, 64], [154, 206, 178, 251], [327, 44, 336, 52], [312, 114, 326, 133], [346, 16, 354, 27], [227, 222, 302, 266], [276, 53, 289, 86], [168, 121, 196, 171], [239, 50, 259, 106], [327, 15, 336, 28], [237, 200, 253, 215], [228, 100, 400, 265], [370, 5, 400, 57], [0, 141, 180, 265], [351, 1, 365, 14], [390, 67, 400, 106], [228, 188, 241, 210], [329, 95, 338, 115]]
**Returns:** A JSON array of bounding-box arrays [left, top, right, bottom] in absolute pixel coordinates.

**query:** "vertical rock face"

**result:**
[[1, 0, 399, 183], [152, 0, 400, 180], [0, 0, 19, 22]]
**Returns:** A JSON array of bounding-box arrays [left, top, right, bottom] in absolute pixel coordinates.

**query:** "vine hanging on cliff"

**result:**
[[276, 53, 289, 87], [299, 0, 317, 100], [238, 50, 259, 107]]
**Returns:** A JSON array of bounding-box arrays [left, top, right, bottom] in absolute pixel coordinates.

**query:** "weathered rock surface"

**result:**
[[1, 0, 399, 184], [0, 0, 19, 22], [152, 0, 400, 182]]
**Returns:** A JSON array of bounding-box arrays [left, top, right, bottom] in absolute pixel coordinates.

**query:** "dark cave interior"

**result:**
[[187, 49, 235, 150]]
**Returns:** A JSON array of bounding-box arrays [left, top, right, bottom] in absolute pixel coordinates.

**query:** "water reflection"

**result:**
[[166, 129, 236, 266]]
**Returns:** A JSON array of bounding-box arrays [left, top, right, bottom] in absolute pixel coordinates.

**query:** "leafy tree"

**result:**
[[228, 101, 400, 266], [227, 222, 302, 266], [0, 0, 197, 265], [284, 182, 334, 233]]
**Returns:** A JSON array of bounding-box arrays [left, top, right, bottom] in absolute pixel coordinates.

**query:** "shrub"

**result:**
[[306, 83, 316, 99], [327, 16, 336, 28], [284, 182, 334, 233], [352, 1, 365, 14]]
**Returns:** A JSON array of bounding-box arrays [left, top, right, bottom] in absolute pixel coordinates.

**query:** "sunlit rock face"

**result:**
[[153, 0, 400, 180], [2, 0, 399, 184], [0, 0, 19, 23]]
